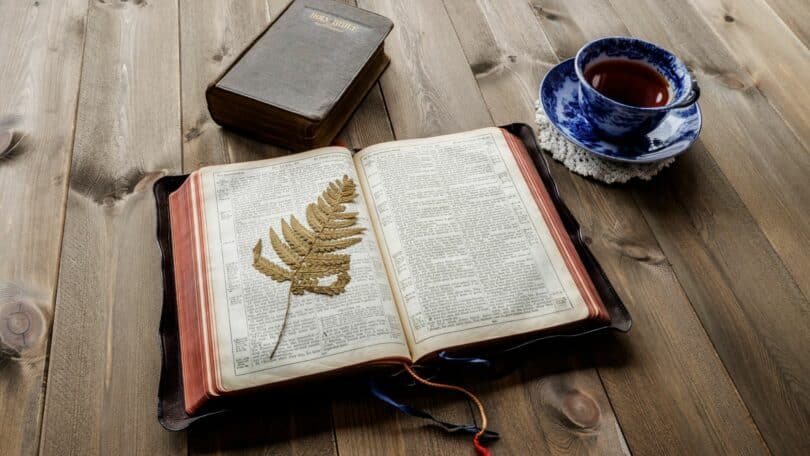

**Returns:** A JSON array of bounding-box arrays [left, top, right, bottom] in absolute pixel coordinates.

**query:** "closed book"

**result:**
[[206, 0, 393, 150]]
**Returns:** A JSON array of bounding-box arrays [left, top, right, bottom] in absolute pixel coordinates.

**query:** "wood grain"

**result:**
[[0, 1, 88, 455], [180, 0, 292, 172], [38, 0, 185, 454], [447, 0, 772, 453], [535, 0, 808, 453], [605, 0, 810, 315], [635, 147, 810, 455], [528, 0, 627, 60], [359, 0, 492, 140], [518, 344, 630, 455], [762, 0, 810, 47], [591, 1, 810, 452], [336, 85, 394, 150], [189, 392, 336, 456], [686, 0, 810, 148]]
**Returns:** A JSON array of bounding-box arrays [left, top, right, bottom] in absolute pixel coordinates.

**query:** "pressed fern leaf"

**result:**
[[252, 175, 365, 358]]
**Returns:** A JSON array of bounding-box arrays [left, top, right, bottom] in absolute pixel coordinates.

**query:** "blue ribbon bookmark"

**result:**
[[437, 351, 493, 367]]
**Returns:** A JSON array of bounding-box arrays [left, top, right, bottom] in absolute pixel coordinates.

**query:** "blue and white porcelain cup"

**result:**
[[574, 36, 700, 139]]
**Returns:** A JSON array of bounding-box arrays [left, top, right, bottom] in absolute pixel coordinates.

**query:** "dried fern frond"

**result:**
[[252, 175, 365, 359]]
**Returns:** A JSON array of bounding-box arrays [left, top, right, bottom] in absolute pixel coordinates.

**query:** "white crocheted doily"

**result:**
[[535, 102, 674, 184]]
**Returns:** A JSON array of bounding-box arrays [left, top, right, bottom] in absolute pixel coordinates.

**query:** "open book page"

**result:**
[[354, 128, 590, 360], [197, 148, 410, 392]]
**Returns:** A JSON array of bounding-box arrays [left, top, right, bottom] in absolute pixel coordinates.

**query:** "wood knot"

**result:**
[[71, 167, 156, 205], [0, 301, 46, 358], [717, 73, 747, 91], [560, 390, 600, 429], [622, 244, 651, 261], [98, 0, 148, 8], [0, 129, 26, 162], [612, 239, 667, 265], [470, 60, 502, 78], [212, 44, 230, 63], [186, 114, 212, 142], [0, 130, 12, 156], [132, 170, 167, 193], [723, 14, 734, 22], [531, 4, 560, 21], [185, 127, 203, 142]]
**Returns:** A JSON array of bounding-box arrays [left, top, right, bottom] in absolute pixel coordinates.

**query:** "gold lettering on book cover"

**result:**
[[252, 175, 365, 359]]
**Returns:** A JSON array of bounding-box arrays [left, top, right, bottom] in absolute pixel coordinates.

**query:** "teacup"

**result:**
[[574, 36, 700, 139]]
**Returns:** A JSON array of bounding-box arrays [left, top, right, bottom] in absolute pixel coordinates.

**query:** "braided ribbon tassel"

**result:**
[[403, 364, 492, 456]]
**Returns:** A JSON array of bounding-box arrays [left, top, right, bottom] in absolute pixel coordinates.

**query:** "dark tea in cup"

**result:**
[[574, 36, 700, 139], [584, 59, 669, 108]]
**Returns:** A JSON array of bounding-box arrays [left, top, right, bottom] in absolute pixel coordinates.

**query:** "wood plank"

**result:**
[[686, 0, 810, 150], [359, 0, 492, 140], [467, 348, 630, 455], [340, 1, 629, 454], [604, 0, 810, 319], [336, 85, 394, 150], [534, 0, 808, 453], [635, 148, 810, 455], [333, 381, 478, 456], [179, 1, 338, 454], [38, 0, 185, 454], [528, 0, 627, 59], [180, 0, 292, 171], [516, 344, 630, 455], [189, 392, 336, 456], [761, 0, 810, 47], [447, 0, 773, 453], [589, 1, 810, 452], [0, 1, 88, 455]]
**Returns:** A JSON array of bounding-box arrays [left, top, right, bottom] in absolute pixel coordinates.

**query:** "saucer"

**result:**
[[539, 59, 701, 163]]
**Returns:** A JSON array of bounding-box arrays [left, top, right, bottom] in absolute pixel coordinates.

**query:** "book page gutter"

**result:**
[[199, 148, 410, 392], [355, 128, 589, 360]]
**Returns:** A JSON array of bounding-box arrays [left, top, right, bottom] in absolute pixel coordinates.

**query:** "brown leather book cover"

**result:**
[[206, 0, 393, 150]]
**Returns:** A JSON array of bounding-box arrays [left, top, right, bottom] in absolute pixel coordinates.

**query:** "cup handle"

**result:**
[[670, 81, 701, 109]]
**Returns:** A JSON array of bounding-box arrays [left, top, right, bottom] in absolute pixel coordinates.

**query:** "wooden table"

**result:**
[[1, 1, 808, 454]]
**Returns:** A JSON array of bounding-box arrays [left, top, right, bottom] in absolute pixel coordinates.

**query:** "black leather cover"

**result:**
[[206, 0, 393, 150], [153, 123, 631, 430]]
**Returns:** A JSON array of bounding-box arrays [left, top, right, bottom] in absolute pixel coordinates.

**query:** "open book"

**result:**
[[169, 127, 615, 414]]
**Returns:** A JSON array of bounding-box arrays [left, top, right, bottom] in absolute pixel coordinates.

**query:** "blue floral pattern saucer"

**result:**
[[540, 59, 701, 163]]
